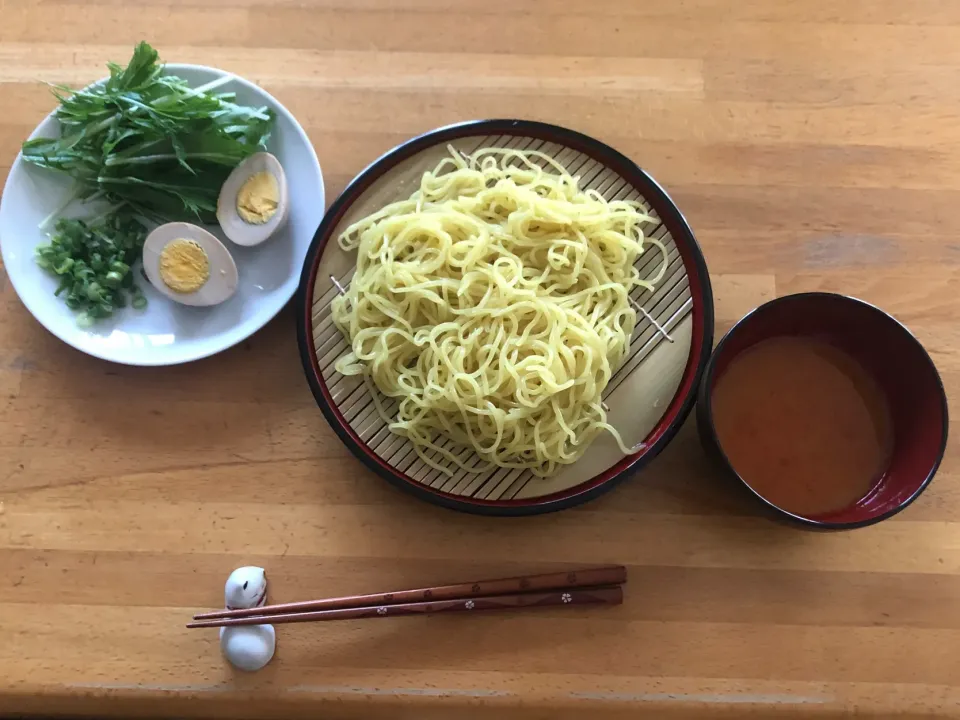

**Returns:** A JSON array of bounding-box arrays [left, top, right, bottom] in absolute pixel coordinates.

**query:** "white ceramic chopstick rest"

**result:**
[[220, 566, 275, 672], [224, 566, 267, 610], [220, 623, 276, 673]]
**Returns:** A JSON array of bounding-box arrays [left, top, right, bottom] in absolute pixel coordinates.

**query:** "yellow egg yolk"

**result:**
[[159, 238, 210, 294], [236, 171, 279, 225]]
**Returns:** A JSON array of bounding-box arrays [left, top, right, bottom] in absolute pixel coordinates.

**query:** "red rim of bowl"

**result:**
[[295, 119, 715, 515], [696, 292, 949, 529]]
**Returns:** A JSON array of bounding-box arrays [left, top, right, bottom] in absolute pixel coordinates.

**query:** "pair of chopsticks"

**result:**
[[187, 565, 625, 628]]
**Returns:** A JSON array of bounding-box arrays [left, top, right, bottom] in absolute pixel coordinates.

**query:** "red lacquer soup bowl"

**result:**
[[697, 293, 948, 530]]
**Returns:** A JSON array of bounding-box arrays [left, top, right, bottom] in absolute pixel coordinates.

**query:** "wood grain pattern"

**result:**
[[0, 1, 957, 717]]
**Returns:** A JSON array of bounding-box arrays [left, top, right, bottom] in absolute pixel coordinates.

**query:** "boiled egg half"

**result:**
[[142, 222, 239, 307], [217, 152, 289, 247]]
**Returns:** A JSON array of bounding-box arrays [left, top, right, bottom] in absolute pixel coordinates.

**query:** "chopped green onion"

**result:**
[[35, 212, 148, 324]]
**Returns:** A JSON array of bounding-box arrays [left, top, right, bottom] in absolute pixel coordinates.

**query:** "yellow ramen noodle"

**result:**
[[332, 146, 667, 477]]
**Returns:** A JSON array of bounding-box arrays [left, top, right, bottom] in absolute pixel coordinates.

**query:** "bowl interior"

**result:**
[[704, 293, 947, 527], [300, 121, 713, 512], [0, 64, 324, 365]]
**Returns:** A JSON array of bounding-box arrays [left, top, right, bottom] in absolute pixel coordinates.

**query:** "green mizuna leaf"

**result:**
[[21, 41, 274, 224]]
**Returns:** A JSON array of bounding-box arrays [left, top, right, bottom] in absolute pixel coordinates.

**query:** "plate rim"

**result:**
[[296, 119, 714, 515], [0, 62, 324, 366]]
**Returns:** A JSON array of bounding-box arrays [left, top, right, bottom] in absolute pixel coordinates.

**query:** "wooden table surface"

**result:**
[[1, 1, 958, 718]]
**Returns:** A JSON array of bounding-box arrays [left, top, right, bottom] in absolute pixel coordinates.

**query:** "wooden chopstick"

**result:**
[[192, 565, 626, 621], [187, 585, 622, 628]]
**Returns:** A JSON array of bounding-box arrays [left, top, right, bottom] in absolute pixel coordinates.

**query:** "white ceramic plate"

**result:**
[[0, 64, 324, 365]]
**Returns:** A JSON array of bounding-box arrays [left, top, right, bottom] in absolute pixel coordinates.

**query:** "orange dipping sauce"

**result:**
[[710, 336, 893, 517]]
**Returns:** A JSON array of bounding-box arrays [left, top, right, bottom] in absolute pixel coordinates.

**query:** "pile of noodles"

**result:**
[[331, 146, 666, 477]]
